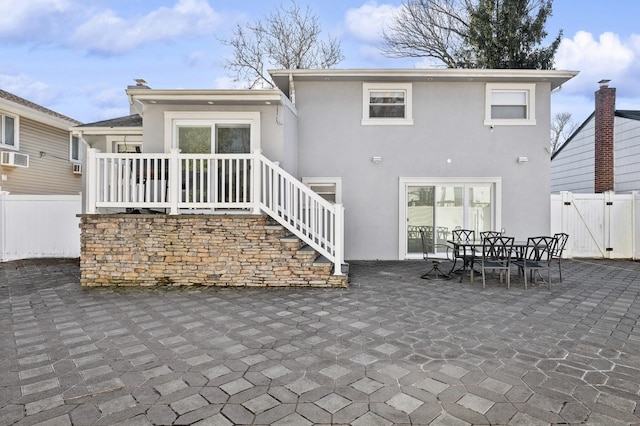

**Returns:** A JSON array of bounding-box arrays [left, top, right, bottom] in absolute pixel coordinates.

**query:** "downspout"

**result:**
[[289, 73, 296, 105]]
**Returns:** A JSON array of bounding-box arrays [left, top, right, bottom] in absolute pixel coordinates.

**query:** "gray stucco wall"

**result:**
[[293, 80, 553, 260], [139, 103, 295, 170]]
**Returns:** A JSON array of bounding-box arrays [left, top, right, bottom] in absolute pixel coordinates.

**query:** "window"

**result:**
[[115, 142, 142, 153], [302, 177, 342, 204], [0, 112, 18, 149], [70, 135, 82, 162], [485, 84, 536, 125], [362, 83, 413, 125]]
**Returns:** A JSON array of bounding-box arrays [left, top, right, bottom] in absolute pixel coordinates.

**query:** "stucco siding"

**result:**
[[550, 118, 595, 193], [0, 117, 81, 195], [294, 80, 552, 259], [614, 117, 640, 192]]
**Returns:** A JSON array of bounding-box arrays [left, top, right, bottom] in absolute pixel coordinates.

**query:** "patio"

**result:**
[[1, 258, 639, 425]]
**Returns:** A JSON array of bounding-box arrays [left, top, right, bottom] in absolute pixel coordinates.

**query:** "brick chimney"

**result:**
[[594, 79, 615, 193]]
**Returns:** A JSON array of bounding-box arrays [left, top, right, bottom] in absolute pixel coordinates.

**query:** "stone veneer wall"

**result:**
[[79, 214, 347, 288]]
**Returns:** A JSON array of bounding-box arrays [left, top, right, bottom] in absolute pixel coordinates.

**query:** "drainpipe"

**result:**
[[288, 73, 296, 105]]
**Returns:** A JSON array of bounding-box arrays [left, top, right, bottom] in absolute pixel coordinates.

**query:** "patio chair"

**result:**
[[551, 233, 569, 282], [471, 235, 514, 289], [479, 230, 502, 240], [451, 229, 476, 278], [420, 229, 452, 280], [513, 236, 555, 290]]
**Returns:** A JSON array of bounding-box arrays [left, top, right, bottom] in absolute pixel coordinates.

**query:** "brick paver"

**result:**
[[1, 257, 639, 425]]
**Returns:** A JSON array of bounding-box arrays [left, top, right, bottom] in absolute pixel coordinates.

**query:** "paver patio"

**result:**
[[1, 257, 639, 425]]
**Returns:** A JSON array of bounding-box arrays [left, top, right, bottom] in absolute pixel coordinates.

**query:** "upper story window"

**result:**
[[0, 111, 19, 149], [362, 83, 413, 126], [485, 83, 536, 126], [70, 135, 82, 162]]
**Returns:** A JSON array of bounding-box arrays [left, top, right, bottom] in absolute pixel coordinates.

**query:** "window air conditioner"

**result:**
[[72, 163, 82, 174], [1, 151, 29, 168]]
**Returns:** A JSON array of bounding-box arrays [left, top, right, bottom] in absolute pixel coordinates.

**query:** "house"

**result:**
[[551, 80, 640, 193], [75, 69, 577, 287], [0, 89, 82, 194]]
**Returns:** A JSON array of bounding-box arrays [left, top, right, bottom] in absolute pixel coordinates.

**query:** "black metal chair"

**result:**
[[420, 229, 452, 280], [451, 229, 476, 280], [479, 230, 502, 240], [513, 236, 555, 290], [551, 233, 569, 282], [472, 236, 514, 289]]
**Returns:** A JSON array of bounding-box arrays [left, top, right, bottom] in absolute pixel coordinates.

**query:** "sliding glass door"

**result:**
[[401, 178, 501, 258]]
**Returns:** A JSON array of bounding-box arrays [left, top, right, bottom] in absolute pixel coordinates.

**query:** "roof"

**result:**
[[616, 110, 640, 120], [269, 68, 579, 95], [125, 88, 287, 106], [0, 89, 81, 128], [551, 109, 640, 160], [78, 114, 142, 128]]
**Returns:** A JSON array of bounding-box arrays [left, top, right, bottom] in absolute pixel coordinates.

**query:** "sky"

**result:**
[[2, 0, 640, 129]]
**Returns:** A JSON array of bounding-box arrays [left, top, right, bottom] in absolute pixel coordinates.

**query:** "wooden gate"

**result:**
[[551, 191, 639, 259]]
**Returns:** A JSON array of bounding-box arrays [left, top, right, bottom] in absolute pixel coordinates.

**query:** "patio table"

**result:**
[[446, 239, 531, 282]]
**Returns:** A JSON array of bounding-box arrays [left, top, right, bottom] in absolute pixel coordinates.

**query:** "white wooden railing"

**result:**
[[86, 148, 344, 273]]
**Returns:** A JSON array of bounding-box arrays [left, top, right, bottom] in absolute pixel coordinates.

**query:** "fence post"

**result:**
[[86, 148, 97, 214], [169, 148, 180, 215], [252, 149, 262, 214], [633, 191, 638, 260], [333, 204, 345, 275], [560, 191, 572, 258], [0, 191, 5, 261]]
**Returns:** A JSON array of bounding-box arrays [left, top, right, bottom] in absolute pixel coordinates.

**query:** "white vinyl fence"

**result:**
[[0, 193, 81, 262], [551, 191, 640, 260]]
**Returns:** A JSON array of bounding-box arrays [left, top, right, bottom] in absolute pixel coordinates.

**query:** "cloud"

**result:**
[[0, 73, 57, 105], [555, 31, 640, 96], [71, 0, 222, 55], [0, 0, 72, 42], [344, 1, 399, 42]]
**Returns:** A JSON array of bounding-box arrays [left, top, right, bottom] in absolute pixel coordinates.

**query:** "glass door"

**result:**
[[402, 180, 498, 258]]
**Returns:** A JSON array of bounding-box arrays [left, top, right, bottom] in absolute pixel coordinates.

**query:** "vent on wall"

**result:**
[[72, 163, 82, 174], [1, 151, 29, 168]]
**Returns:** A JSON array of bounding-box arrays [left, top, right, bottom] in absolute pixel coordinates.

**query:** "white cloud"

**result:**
[[556, 31, 640, 95], [344, 1, 399, 42], [71, 0, 222, 55], [0, 0, 72, 41], [0, 73, 57, 105]]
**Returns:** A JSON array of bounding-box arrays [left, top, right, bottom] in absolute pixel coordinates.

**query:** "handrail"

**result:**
[[85, 148, 344, 274]]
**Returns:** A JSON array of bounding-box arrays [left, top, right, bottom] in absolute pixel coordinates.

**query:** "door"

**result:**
[[401, 178, 500, 259]]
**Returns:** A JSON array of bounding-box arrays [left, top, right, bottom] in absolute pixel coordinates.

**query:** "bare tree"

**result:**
[[382, 0, 473, 68], [223, 1, 344, 88], [382, 0, 562, 69], [550, 112, 577, 155]]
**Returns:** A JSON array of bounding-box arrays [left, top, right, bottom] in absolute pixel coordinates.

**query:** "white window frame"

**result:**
[[485, 83, 536, 126], [362, 83, 413, 126], [70, 135, 82, 163], [302, 177, 342, 204], [106, 136, 143, 153], [398, 177, 502, 259], [164, 111, 260, 152], [0, 111, 19, 150]]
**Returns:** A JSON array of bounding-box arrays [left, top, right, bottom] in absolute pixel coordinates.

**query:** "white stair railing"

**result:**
[[86, 148, 344, 274]]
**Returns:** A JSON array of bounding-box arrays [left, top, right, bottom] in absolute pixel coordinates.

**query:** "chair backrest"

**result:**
[[419, 229, 433, 259], [452, 229, 475, 242], [552, 233, 569, 258], [480, 231, 502, 240], [482, 236, 514, 261], [525, 236, 555, 261]]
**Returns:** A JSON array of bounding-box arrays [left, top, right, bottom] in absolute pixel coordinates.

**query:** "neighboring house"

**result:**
[[551, 80, 640, 193], [0, 89, 83, 194], [76, 69, 577, 286]]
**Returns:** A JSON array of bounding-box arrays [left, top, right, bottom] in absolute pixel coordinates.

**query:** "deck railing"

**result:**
[[86, 148, 344, 273]]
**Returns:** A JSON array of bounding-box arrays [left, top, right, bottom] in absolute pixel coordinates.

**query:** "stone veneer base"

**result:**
[[79, 214, 347, 288]]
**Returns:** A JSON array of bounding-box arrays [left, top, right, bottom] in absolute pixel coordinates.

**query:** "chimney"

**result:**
[[594, 79, 615, 193]]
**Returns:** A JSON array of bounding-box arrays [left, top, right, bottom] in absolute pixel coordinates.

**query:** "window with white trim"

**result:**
[[115, 141, 142, 153], [362, 83, 413, 125], [485, 83, 536, 125], [70, 136, 82, 162], [302, 177, 342, 204], [0, 111, 18, 149]]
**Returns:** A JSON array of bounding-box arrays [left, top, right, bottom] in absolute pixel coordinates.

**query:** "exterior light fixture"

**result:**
[[517, 156, 529, 163], [372, 156, 382, 164]]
